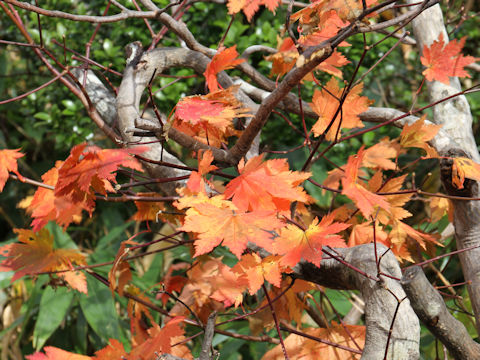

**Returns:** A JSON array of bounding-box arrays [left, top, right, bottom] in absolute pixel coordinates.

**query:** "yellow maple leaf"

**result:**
[[400, 115, 441, 157]]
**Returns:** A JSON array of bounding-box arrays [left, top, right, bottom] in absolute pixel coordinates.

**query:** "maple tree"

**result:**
[[1, 0, 480, 359]]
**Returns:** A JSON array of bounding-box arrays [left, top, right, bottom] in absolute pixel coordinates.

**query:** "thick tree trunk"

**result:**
[[296, 244, 420, 359], [407, 0, 480, 335]]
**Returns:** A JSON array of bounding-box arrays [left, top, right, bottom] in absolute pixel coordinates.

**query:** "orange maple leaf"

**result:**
[[421, 33, 478, 84], [170, 257, 226, 320], [428, 196, 452, 223], [0, 148, 25, 191], [126, 286, 158, 345], [263, 322, 365, 360], [108, 240, 134, 297], [186, 150, 218, 193], [362, 138, 399, 170], [273, 216, 349, 267], [224, 154, 311, 212], [341, 147, 390, 218], [174, 86, 250, 147], [93, 339, 127, 360], [311, 77, 373, 141], [94, 317, 192, 360], [26, 161, 90, 231], [292, 0, 378, 31], [227, 0, 281, 22], [55, 143, 145, 203], [348, 221, 388, 247], [204, 46, 245, 92], [232, 253, 284, 294], [131, 192, 166, 222], [0, 228, 87, 293], [368, 174, 413, 225], [400, 115, 441, 157], [156, 263, 188, 305], [266, 32, 350, 79], [251, 279, 313, 333], [169, 257, 247, 313], [26, 347, 91, 360], [210, 262, 248, 307], [128, 317, 190, 360], [389, 220, 441, 250], [180, 196, 283, 258], [451, 157, 480, 189]]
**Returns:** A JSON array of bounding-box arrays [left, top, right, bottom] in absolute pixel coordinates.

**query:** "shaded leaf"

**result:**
[[108, 241, 133, 297], [263, 322, 365, 359], [451, 157, 480, 189], [0, 228, 87, 293]]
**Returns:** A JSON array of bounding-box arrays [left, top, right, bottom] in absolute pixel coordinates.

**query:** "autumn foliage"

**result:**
[[0, 0, 479, 358]]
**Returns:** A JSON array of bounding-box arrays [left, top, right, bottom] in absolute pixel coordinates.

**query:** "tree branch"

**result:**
[[402, 266, 480, 360], [293, 243, 420, 360]]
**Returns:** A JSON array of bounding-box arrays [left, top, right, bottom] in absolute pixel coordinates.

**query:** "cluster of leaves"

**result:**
[[1, 0, 479, 358]]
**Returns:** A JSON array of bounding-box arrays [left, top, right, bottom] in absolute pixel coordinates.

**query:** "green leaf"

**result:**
[[73, 306, 88, 354], [33, 286, 75, 350], [78, 275, 126, 344], [46, 222, 78, 249]]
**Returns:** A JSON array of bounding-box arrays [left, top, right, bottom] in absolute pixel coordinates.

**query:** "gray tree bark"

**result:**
[[407, 0, 480, 335]]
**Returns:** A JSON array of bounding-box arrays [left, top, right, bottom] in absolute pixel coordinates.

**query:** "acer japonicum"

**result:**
[[1, 0, 480, 359]]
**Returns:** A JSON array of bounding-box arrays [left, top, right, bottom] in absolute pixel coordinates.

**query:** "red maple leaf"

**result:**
[[55, 143, 145, 203], [129, 317, 186, 359], [273, 216, 349, 267], [156, 263, 188, 305], [0, 228, 87, 293], [0, 148, 24, 191], [421, 33, 478, 84], [26, 161, 91, 231], [224, 154, 311, 212], [204, 46, 245, 92], [174, 87, 250, 147]]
